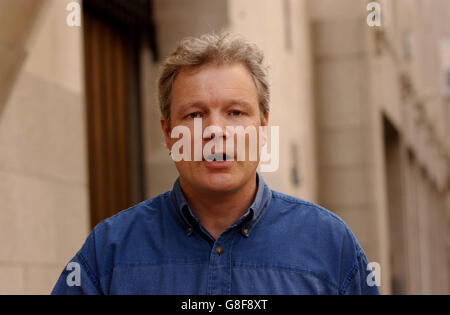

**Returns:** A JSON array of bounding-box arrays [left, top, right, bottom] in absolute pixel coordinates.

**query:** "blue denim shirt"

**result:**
[[52, 173, 379, 295]]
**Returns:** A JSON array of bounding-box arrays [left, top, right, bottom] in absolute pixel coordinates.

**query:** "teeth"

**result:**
[[206, 154, 229, 161]]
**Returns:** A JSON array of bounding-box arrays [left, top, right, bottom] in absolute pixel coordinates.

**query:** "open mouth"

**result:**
[[205, 153, 233, 162]]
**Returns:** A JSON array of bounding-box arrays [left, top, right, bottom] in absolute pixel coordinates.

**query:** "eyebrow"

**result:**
[[175, 99, 255, 115], [224, 99, 254, 108], [175, 101, 206, 116]]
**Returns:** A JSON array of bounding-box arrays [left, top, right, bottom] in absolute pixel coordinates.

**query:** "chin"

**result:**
[[201, 172, 238, 192], [176, 162, 257, 194]]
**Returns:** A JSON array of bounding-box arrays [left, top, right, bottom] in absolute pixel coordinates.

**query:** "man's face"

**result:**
[[161, 62, 268, 194]]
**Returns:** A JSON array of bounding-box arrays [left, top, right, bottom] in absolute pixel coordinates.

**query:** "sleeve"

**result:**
[[339, 247, 381, 295], [51, 230, 103, 295]]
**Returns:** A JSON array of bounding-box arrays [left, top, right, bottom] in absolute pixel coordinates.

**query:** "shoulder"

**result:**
[[269, 190, 362, 252], [75, 191, 172, 272], [270, 190, 351, 229], [268, 190, 370, 293], [79, 191, 172, 258], [92, 191, 171, 238]]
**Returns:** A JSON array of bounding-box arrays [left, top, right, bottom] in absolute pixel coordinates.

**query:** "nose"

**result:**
[[203, 111, 227, 140]]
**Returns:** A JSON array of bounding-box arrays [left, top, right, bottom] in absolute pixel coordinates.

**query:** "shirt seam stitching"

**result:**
[[112, 261, 210, 268], [271, 192, 346, 226], [77, 252, 102, 292], [232, 263, 338, 290], [339, 249, 362, 295]]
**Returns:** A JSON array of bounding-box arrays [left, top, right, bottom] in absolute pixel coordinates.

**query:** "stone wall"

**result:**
[[0, 0, 89, 294]]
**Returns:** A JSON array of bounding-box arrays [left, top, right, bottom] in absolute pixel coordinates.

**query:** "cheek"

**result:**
[[174, 161, 200, 174], [230, 127, 263, 162]]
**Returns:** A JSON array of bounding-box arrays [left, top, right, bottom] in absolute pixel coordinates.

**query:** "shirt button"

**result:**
[[187, 226, 192, 233], [243, 228, 249, 235], [216, 247, 223, 255]]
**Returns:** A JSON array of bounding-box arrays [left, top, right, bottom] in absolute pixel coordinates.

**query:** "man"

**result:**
[[52, 32, 379, 295]]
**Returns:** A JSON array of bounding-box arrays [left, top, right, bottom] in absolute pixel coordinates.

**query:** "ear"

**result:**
[[262, 112, 269, 127], [160, 116, 172, 150]]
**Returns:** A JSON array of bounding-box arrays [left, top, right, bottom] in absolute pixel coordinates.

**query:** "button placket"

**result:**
[[206, 243, 220, 295], [206, 230, 235, 295]]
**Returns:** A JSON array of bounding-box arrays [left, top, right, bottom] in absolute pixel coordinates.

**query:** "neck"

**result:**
[[179, 174, 258, 240]]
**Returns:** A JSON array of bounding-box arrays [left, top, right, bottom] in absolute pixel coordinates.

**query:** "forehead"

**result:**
[[171, 62, 259, 110]]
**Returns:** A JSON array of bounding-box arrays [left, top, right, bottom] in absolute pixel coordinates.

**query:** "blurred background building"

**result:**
[[0, 0, 449, 294]]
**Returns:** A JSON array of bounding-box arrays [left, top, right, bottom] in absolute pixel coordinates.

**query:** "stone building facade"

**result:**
[[310, 0, 450, 294]]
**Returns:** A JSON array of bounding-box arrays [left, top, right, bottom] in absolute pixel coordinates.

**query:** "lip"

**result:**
[[203, 159, 233, 169], [203, 153, 234, 169]]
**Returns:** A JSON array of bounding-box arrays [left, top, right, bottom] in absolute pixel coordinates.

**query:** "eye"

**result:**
[[230, 110, 243, 117], [187, 112, 202, 119]]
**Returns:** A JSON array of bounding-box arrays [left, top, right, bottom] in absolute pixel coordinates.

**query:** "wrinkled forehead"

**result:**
[[171, 62, 259, 110]]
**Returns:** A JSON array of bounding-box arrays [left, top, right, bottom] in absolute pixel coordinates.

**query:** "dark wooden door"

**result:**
[[82, 0, 157, 228]]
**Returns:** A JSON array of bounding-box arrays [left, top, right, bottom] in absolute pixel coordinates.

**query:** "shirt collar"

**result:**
[[169, 172, 272, 237]]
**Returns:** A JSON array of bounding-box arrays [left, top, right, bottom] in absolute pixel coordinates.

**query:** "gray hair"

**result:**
[[158, 32, 270, 129]]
